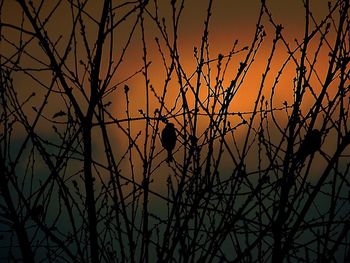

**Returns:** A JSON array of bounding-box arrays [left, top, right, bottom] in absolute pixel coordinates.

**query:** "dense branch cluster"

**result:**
[[0, 0, 349, 262]]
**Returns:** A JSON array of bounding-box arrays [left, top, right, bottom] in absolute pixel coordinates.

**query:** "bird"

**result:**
[[295, 129, 322, 165], [161, 123, 176, 162]]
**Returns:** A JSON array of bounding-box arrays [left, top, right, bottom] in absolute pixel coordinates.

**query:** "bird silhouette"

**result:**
[[161, 123, 176, 162], [295, 129, 322, 164]]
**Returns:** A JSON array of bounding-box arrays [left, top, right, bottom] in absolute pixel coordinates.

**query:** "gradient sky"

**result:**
[[1, 3, 349, 262], [1, 0, 340, 180], [2, 0, 334, 110]]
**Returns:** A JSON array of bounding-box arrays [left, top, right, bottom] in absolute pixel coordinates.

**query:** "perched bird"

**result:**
[[161, 123, 176, 162], [295, 129, 322, 164]]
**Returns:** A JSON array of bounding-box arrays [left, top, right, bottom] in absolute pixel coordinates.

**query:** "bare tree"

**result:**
[[0, 0, 349, 262]]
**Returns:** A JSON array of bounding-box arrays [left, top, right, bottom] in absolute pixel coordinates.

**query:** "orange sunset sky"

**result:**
[[1, 3, 350, 262], [1, 0, 341, 181]]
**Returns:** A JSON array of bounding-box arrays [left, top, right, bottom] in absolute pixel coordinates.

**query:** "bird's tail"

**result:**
[[167, 150, 173, 162]]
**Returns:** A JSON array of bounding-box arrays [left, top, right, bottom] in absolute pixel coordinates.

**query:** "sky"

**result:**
[[1, 0, 341, 180], [2, 0, 334, 111], [1, 1, 348, 261]]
